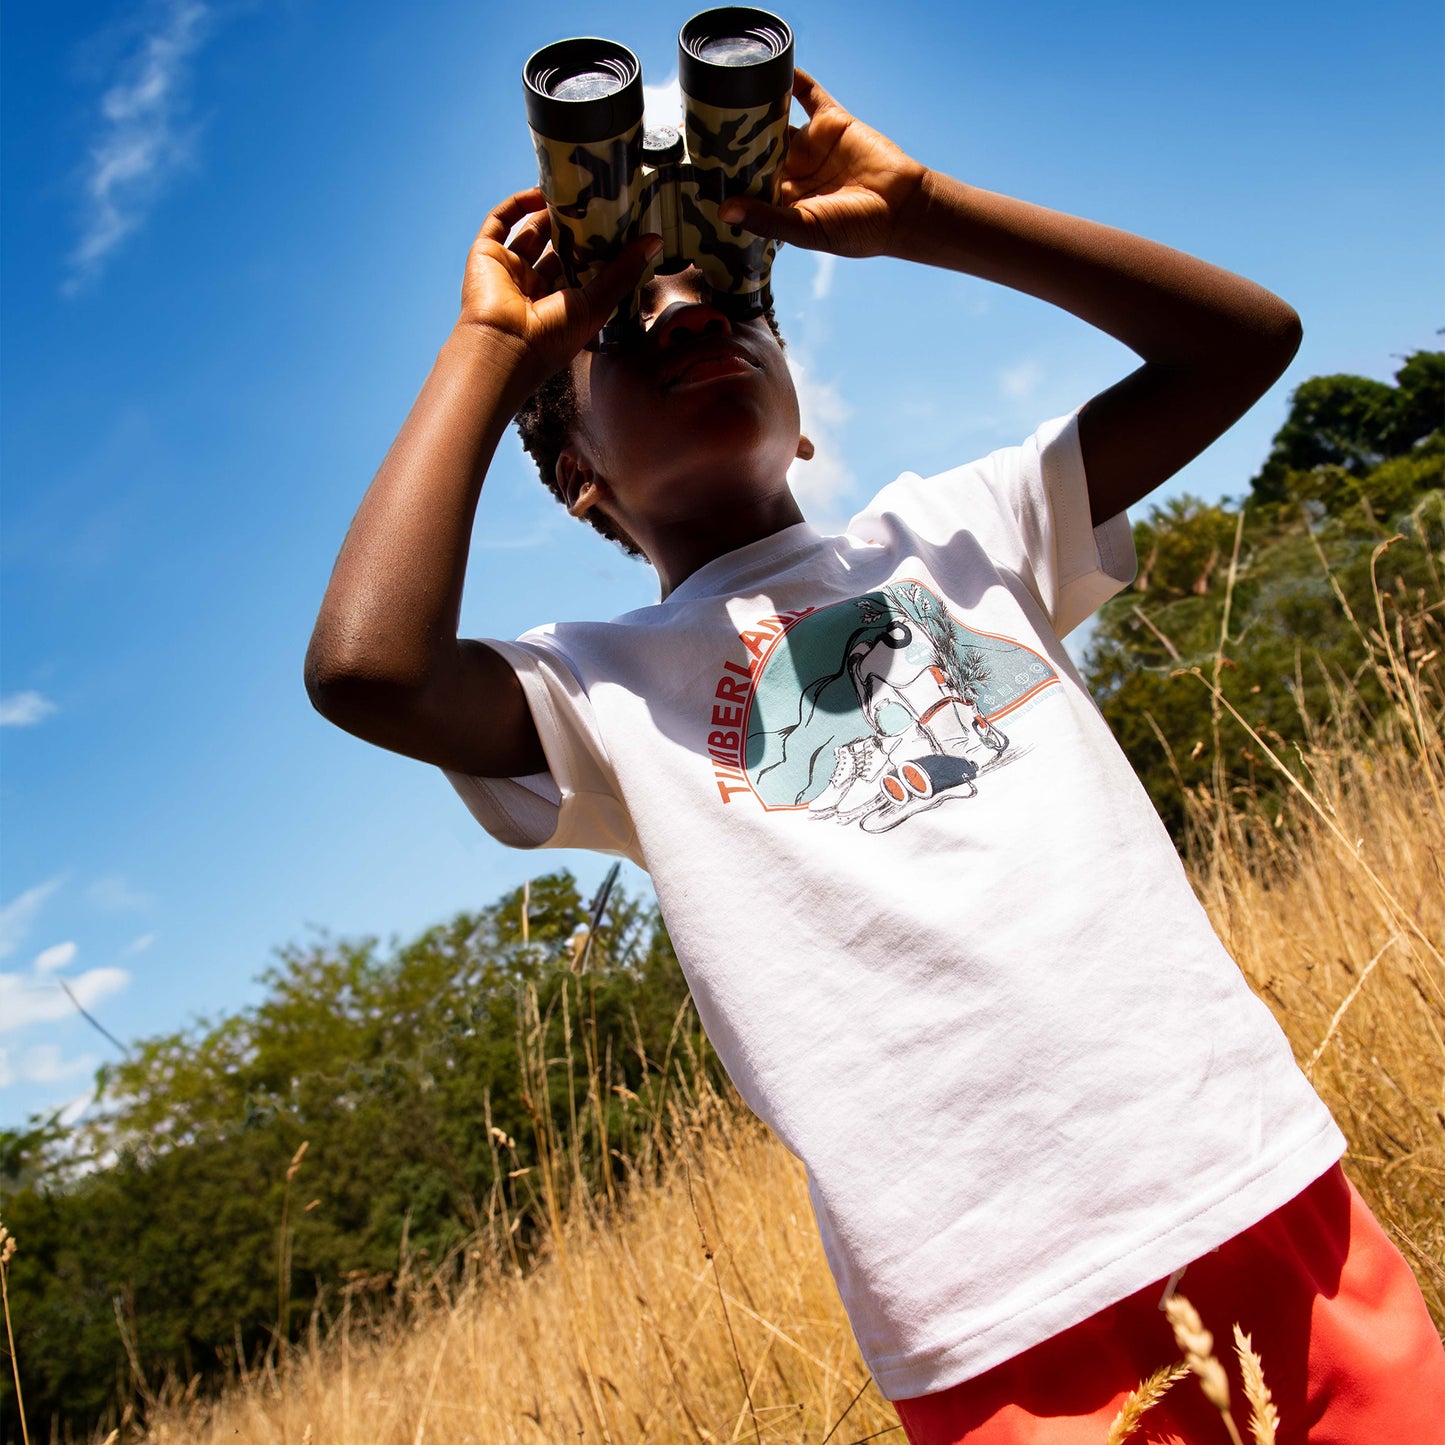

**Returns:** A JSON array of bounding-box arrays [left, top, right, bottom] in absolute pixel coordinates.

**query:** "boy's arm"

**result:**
[[722, 71, 1302, 525], [304, 191, 656, 778]]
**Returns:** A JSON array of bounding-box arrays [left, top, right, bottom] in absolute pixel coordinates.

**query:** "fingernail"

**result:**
[[718, 200, 743, 223], [644, 235, 663, 259]]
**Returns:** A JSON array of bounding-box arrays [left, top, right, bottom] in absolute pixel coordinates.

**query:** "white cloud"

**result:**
[[122, 932, 157, 956], [999, 360, 1045, 400], [0, 966, 131, 1033], [787, 354, 855, 521], [476, 532, 556, 552], [0, 1050, 10, 1088], [13, 1044, 100, 1086], [34, 942, 78, 975], [811, 254, 836, 302], [64, 0, 214, 294], [642, 73, 682, 130], [0, 879, 63, 959], [87, 875, 153, 910], [0, 691, 59, 727]]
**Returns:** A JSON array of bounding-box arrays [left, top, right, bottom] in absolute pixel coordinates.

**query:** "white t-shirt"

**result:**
[[445, 409, 1344, 1400]]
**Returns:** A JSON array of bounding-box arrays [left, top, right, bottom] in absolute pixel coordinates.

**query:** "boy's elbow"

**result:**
[[1263, 301, 1303, 370], [1245, 299, 1303, 385], [304, 644, 360, 728], [304, 645, 349, 723], [303, 631, 421, 732], [1205, 301, 1301, 405]]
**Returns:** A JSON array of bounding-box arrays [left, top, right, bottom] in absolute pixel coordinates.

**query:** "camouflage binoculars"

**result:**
[[523, 7, 794, 349]]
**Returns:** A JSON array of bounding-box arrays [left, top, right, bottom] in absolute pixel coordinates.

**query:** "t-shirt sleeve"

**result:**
[[850, 406, 1137, 639], [441, 636, 640, 862]]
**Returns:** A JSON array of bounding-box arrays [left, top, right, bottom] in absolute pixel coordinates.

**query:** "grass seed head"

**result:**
[[1233, 1324, 1280, 1445], [1105, 1360, 1189, 1444], [286, 1141, 309, 1183], [1165, 1294, 1243, 1445]]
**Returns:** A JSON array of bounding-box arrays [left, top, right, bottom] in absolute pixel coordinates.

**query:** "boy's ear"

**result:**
[[796, 434, 816, 462], [556, 451, 605, 518]]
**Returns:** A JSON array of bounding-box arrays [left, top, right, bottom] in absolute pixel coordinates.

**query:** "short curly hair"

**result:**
[[514, 307, 785, 559]]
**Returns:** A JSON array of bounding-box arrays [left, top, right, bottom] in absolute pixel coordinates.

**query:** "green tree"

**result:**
[[1086, 350, 1444, 840], [1, 871, 715, 1440], [1248, 349, 1443, 506]]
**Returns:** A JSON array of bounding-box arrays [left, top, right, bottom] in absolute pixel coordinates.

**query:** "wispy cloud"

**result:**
[[0, 691, 59, 727], [34, 942, 78, 975], [122, 932, 158, 957], [87, 875, 154, 910], [64, 0, 214, 295], [476, 532, 557, 552], [811, 254, 836, 302], [0, 879, 63, 959], [0, 1044, 101, 1087], [0, 1045, 102, 1091], [0, 965, 131, 1033], [999, 360, 1045, 400], [787, 354, 855, 522]]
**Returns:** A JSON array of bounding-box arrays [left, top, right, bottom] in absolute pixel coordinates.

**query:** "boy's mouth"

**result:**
[[659, 339, 760, 390]]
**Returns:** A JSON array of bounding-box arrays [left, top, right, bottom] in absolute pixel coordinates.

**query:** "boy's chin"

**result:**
[[666, 389, 797, 457], [661, 445, 801, 512]]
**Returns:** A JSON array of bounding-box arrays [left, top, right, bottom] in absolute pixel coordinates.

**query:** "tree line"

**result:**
[[0, 351, 1440, 1440], [1083, 349, 1442, 838], [1, 870, 723, 1437]]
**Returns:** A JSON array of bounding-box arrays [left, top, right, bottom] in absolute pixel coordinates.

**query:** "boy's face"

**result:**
[[561, 267, 805, 543]]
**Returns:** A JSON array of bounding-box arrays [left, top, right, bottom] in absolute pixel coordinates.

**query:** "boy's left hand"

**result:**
[[718, 68, 928, 260]]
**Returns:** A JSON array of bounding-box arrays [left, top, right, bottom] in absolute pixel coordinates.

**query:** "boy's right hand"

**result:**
[[460, 188, 660, 385]]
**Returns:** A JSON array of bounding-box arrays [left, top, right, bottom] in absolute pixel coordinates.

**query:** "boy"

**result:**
[[306, 69, 1442, 1442]]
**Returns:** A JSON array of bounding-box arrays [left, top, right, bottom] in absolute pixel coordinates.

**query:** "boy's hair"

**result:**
[[515, 306, 785, 559]]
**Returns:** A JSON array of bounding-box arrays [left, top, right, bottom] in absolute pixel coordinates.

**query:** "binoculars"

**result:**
[[523, 7, 794, 349]]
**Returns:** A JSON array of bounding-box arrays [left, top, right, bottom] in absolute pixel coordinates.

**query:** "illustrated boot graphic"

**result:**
[[810, 735, 893, 821]]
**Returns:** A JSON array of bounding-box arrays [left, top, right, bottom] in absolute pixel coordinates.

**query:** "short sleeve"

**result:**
[[850, 408, 1136, 638], [441, 636, 641, 864]]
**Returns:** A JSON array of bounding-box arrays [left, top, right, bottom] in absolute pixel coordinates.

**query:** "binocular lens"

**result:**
[[524, 38, 643, 141], [679, 8, 793, 106], [551, 69, 626, 101], [697, 34, 773, 66]]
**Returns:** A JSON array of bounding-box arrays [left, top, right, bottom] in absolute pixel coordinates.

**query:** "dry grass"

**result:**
[[107, 556, 1444, 1443], [131, 1094, 902, 1443], [1182, 544, 1445, 1326], [1, 1221, 31, 1445], [1187, 730, 1445, 1326], [1103, 1360, 1189, 1445], [1163, 1295, 1242, 1445]]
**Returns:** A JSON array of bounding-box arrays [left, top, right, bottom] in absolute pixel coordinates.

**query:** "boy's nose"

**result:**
[[651, 302, 733, 352]]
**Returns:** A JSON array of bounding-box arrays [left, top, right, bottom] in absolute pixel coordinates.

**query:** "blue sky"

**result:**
[[3, 0, 1441, 1126]]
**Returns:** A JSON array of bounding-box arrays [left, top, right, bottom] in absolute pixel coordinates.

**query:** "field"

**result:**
[[13, 572, 1443, 1445]]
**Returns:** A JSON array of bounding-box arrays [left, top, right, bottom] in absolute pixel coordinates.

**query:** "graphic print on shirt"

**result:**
[[736, 581, 1058, 832]]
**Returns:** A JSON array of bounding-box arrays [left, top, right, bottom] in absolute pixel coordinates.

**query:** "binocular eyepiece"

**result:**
[[523, 7, 794, 349]]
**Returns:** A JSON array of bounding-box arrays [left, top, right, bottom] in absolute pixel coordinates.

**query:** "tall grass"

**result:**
[[1181, 539, 1444, 1324], [85, 557, 1445, 1442]]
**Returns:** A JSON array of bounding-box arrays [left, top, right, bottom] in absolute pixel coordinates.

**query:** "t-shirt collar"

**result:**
[[661, 520, 824, 605]]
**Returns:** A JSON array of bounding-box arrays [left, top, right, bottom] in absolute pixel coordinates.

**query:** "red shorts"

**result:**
[[893, 1165, 1444, 1445]]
